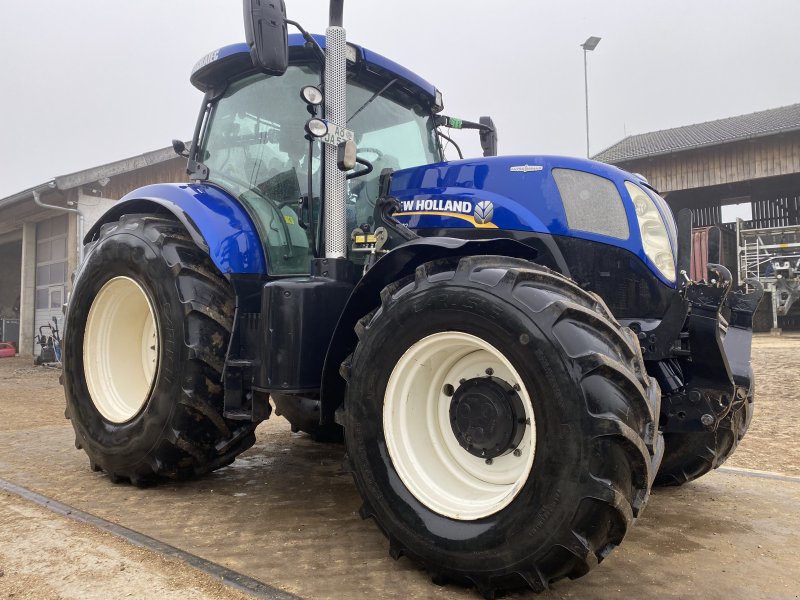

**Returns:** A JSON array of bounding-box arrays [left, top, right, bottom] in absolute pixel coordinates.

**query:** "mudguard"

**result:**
[[319, 236, 539, 425], [83, 183, 266, 275]]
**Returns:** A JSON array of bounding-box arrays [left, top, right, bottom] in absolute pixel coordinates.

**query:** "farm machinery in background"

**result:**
[[737, 219, 800, 331], [60, 1, 763, 596], [35, 316, 62, 366]]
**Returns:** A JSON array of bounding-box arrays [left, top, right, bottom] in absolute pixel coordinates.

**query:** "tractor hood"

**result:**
[[389, 155, 679, 287]]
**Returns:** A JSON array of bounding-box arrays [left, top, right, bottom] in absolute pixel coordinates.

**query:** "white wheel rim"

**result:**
[[383, 332, 536, 520], [83, 276, 159, 423]]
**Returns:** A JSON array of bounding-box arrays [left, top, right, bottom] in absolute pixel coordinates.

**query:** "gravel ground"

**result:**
[[0, 491, 254, 600], [724, 334, 800, 475]]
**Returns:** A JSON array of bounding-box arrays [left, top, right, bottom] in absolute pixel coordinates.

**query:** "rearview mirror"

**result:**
[[337, 140, 357, 171], [244, 0, 289, 76], [479, 116, 498, 157]]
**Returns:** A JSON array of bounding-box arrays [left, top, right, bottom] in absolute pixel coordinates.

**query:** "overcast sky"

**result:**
[[1, 0, 799, 199]]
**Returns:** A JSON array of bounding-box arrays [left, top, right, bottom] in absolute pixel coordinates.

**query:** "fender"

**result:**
[[83, 183, 267, 275], [319, 236, 540, 425]]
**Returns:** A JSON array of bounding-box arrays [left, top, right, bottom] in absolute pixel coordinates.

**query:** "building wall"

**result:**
[[615, 132, 800, 193], [85, 157, 186, 201], [1, 153, 189, 356], [19, 222, 36, 356], [78, 192, 119, 234]]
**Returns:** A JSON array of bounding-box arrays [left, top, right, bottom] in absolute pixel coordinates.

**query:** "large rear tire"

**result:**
[[655, 374, 754, 486], [63, 214, 260, 485], [343, 256, 663, 597]]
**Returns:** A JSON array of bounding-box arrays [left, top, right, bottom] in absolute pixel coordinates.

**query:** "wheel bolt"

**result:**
[[513, 449, 522, 457], [485, 458, 493, 465], [485, 368, 494, 376]]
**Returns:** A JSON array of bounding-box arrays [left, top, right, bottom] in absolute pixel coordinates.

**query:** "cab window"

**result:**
[[201, 65, 322, 275]]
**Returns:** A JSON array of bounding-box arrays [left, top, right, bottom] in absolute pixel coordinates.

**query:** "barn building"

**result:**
[[0, 146, 185, 357], [594, 103, 800, 331]]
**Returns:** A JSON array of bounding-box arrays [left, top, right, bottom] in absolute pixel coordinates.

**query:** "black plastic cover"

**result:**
[[255, 276, 354, 392]]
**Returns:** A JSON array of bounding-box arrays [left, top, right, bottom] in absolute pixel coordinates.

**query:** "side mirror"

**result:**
[[337, 140, 357, 171], [479, 116, 498, 157], [172, 139, 189, 157], [243, 0, 289, 76]]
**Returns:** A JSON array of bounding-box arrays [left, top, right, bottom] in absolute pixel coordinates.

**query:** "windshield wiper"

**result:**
[[348, 78, 398, 124]]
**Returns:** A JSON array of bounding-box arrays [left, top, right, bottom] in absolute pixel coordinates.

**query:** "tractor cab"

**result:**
[[189, 36, 443, 274]]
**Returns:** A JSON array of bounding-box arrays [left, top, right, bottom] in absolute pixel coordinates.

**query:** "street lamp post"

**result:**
[[581, 36, 601, 158]]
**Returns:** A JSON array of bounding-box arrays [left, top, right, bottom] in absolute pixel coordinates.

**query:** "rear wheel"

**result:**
[[343, 256, 663, 597], [63, 214, 261, 485]]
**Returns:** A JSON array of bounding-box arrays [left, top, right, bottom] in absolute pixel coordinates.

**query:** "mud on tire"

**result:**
[[343, 256, 664, 598], [63, 214, 260, 486]]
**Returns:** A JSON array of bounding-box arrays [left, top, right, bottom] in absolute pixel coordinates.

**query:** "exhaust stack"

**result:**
[[324, 0, 348, 258]]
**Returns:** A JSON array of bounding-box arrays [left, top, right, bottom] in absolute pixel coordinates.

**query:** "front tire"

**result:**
[[343, 256, 663, 597], [63, 214, 260, 485], [655, 374, 754, 486]]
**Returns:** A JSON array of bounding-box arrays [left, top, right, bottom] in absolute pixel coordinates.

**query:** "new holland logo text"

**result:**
[[191, 49, 220, 75], [399, 199, 473, 214], [510, 164, 543, 173]]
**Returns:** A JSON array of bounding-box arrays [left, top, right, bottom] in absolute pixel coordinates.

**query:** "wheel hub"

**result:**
[[449, 377, 526, 459], [84, 276, 159, 423]]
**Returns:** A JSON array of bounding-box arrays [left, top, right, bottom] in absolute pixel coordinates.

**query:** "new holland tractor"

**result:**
[[62, 1, 763, 596]]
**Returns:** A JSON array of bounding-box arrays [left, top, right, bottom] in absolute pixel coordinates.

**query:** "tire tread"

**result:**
[[346, 255, 663, 596]]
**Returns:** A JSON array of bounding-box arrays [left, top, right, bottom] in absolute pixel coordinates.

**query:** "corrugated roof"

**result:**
[[593, 103, 800, 163]]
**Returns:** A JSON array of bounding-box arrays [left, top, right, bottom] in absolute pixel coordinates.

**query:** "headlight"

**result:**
[[625, 181, 676, 282]]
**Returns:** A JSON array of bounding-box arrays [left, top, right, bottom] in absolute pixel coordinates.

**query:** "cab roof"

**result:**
[[190, 33, 436, 102]]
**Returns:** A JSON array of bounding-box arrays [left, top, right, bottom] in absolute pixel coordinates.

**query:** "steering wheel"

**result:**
[[357, 147, 384, 161]]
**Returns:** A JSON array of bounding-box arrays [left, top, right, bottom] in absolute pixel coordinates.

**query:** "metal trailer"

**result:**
[[737, 218, 800, 331]]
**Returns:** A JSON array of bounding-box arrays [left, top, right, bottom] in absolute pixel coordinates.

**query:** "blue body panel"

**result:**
[[191, 35, 436, 100], [119, 183, 266, 275], [187, 40, 674, 286], [389, 155, 678, 288]]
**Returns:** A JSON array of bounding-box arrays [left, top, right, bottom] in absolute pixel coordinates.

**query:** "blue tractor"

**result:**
[[62, 1, 763, 596]]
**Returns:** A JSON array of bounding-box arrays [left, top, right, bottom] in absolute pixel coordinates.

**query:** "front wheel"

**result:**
[[343, 256, 663, 597], [63, 214, 261, 485], [655, 373, 754, 486]]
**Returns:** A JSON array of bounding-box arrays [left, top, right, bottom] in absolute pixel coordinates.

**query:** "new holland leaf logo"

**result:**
[[474, 201, 494, 225]]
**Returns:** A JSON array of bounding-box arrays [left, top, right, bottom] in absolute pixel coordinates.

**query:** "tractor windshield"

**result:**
[[200, 64, 440, 274], [345, 82, 441, 232]]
